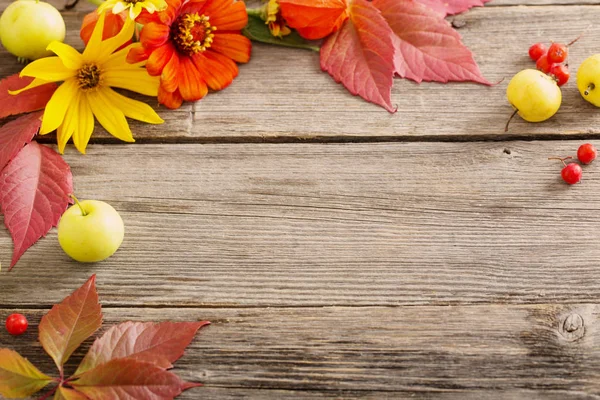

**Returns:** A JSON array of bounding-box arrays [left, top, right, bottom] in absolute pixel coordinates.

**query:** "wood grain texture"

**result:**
[[2, 304, 600, 398], [1, 141, 600, 307], [2, 3, 600, 142]]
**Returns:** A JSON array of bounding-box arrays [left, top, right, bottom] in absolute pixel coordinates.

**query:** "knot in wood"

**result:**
[[559, 313, 584, 341]]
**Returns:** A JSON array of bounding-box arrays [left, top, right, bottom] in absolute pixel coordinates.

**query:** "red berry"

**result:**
[[577, 143, 598, 164], [549, 64, 570, 86], [561, 163, 582, 184], [548, 43, 568, 63], [536, 54, 553, 73], [529, 43, 547, 61], [5, 313, 28, 336]]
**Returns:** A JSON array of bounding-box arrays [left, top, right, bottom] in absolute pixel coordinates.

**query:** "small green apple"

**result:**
[[0, 0, 66, 61], [58, 198, 124, 263]]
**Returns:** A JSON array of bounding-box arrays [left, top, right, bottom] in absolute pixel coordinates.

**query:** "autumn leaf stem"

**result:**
[[70, 194, 87, 216]]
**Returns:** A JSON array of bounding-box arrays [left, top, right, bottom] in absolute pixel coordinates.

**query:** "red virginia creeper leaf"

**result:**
[[0, 348, 53, 398], [54, 386, 90, 400], [0, 141, 74, 269], [373, 0, 490, 85], [0, 74, 57, 119], [320, 0, 397, 113], [75, 321, 211, 376], [39, 275, 103, 373], [280, 0, 348, 40], [417, 0, 491, 16], [0, 111, 42, 172], [72, 359, 198, 400]]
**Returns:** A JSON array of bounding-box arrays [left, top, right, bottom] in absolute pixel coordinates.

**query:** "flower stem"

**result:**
[[246, 8, 263, 18], [70, 195, 87, 217], [86, 0, 105, 7]]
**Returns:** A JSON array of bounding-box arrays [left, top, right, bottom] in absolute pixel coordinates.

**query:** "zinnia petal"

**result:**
[[46, 42, 83, 70], [159, 0, 183, 25], [147, 43, 174, 76], [205, 0, 248, 30], [140, 22, 170, 49], [73, 94, 95, 154], [178, 58, 207, 101], [126, 44, 150, 65], [211, 33, 252, 63], [19, 57, 75, 83], [160, 51, 180, 93], [103, 69, 160, 97], [40, 78, 79, 135], [87, 88, 135, 143], [158, 85, 183, 109], [103, 87, 164, 124], [193, 51, 237, 91]]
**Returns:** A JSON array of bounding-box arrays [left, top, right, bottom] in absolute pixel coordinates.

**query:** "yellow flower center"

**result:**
[[171, 13, 216, 55], [77, 64, 101, 90]]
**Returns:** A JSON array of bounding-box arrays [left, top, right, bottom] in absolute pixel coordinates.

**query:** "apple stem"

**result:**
[[70, 195, 87, 216], [505, 109, 518, 132]]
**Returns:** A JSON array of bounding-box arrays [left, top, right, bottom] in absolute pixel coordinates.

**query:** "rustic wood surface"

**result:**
[[2, 0, 600, 399]]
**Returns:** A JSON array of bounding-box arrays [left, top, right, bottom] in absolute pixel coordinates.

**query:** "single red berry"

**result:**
[[577, 143, 598, 164], [549, 64, 570, 86], [536, 54, 553, 73], [5, 313, 28, 336], [528, 43, 547, 61], [548, 43, 568, 63], [561, 163, 582, 184]]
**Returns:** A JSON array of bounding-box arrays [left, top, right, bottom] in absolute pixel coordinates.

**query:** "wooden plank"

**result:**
[[2, 141, 600, 307], [2, 5, 600, 142], [2, 304, 600, 397]]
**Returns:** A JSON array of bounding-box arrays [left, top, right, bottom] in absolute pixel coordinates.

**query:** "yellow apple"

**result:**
[[0, 0, 66, 61], [506, 69, 561, 123], [58, 199, 124, 263]]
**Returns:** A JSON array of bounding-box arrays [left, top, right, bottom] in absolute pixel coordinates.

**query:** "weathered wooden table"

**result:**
[[3, 0, 600, 398]]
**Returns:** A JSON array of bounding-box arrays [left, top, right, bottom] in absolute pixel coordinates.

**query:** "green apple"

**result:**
[[58, 199, 125, 263], [0, 0, 66, 61]]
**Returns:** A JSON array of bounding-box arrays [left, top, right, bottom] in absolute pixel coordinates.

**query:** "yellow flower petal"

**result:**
[[96, 0, 116, 14], [112, 1, 127, 14], [103, 87, 163, 124], [102, 44, 146, 70], [102, 68, 160, 96], [97, 18, 135, 61], [19, 57, 75, 82], [151, 0, 167, 11], [73, 94, 95, 154], [83, 11, 106, 61], [47, 42, 83, 70], [9, 77, 51, 95], [40, 78, 79, 135], [87, 88, 134, 143]]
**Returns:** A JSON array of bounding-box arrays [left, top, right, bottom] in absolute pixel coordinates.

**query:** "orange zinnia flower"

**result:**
[[128, 0, 252, 109]]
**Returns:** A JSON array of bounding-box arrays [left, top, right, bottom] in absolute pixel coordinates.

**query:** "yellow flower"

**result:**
[[97, 0, 167, 20], [264, 0, 291, 38], [12, 12, 163, 154]]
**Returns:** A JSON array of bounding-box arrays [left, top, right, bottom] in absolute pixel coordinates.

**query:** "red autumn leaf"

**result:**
[[71, 359, 199, 399], [0, 111, 42, 172], [81, 9, 128, 45], [0, 349, 53, 398], [0, 141, 73, 269], [0, 74, 57, 120], [75, 321, 210, 375], [39, 275, 103, 373], [417, 0, 491, 16], [320, 0, 397, 112], [279, 0, 348, 40], [55, 386, 90, 400], [373, 0, 490, 85]]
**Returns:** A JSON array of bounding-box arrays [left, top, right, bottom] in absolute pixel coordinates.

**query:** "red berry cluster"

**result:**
[[549, 143, 598, 185], [529, 42, 570, 86]]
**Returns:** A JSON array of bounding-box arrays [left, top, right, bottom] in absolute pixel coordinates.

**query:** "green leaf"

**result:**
[[54, 386, 89, 400], [0, 348, 53, 398], [242, 13, 320, 52], [39, 275, 103, 374]]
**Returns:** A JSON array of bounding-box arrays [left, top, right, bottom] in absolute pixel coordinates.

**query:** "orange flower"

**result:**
[[128, 0, 252, 109], [279, 0, 348, 40]]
